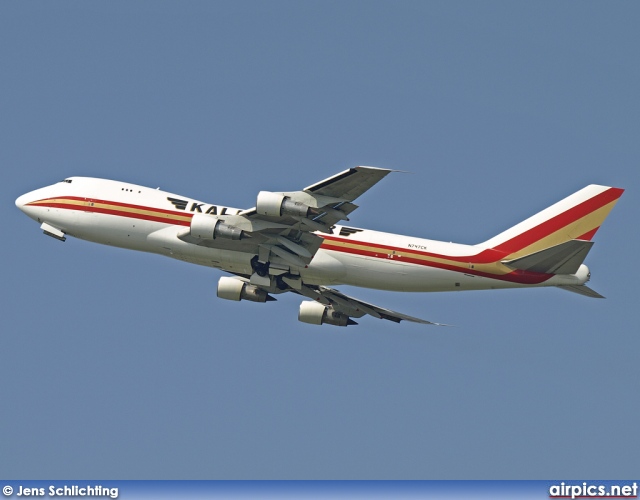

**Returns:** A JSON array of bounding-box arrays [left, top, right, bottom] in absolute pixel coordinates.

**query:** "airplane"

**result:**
[[15, 167, 624, 326]]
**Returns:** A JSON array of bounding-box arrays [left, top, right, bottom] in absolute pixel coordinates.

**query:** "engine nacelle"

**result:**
[[191, 213, 244, 240], [217, 277, 271, 303], [256, 191, 310, 218], [298, 301, 355, 327]]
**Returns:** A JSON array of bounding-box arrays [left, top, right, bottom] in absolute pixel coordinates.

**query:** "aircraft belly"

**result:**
[[145, 225, 254, 273], [189, 245, 253, 273], [59, 210, 253, 274], [302, 250, 346, 285], [326, 251, 440, 291]]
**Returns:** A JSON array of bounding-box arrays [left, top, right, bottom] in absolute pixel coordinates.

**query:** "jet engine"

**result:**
[[217, 277, 274, 303], [256, 191, 310, 218], [298, 301, 356, 327], [191, 213, 244, 240]]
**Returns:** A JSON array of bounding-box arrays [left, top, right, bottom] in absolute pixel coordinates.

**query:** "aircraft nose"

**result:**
[[15, 188, 44, 218], [15, 192, 30, 211]]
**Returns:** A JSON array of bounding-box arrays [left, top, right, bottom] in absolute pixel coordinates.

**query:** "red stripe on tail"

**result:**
[[492, 187, 623, 255]]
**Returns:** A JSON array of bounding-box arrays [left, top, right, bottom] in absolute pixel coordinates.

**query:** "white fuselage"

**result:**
[[15, 177, 588, 293]]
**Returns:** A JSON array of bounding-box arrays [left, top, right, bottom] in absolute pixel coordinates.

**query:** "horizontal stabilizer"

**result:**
[[556, 285, 605, 299], [502, 239, 593, 275]]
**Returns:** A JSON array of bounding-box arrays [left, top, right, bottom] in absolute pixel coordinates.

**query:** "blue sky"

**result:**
[[2, 1, 638, 478]]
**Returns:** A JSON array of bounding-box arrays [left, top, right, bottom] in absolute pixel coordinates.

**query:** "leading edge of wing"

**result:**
[[303, 166, 393, 201], [240, 166, 394, 217], [236, 166, 396, 237]]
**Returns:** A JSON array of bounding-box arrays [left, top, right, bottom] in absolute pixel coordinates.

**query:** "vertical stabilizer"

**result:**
[[481, 185, 624, 261]]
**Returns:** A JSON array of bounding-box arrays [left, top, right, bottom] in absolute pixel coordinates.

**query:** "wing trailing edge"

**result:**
[[313, 286, 449, 326], [556, 285, 605, 299]]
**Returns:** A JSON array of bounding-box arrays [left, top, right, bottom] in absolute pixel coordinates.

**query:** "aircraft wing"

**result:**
[[302, 166, 393, 201], [240, 165, 392, 230], [295, 283, 446, 326], [180, 166, 392, 271]]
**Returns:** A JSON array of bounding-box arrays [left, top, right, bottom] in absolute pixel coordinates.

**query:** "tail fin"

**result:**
[[482, 185, 624, 262]]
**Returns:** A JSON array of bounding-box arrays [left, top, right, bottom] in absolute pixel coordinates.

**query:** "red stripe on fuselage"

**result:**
[[29, 196, 192, 226], [321, 234, 503, 264], [320, 240, 552, 284], [27, 196, 192, 219]]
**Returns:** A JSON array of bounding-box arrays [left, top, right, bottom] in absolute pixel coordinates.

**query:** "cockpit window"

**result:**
[[59, 179, 73, 183]]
